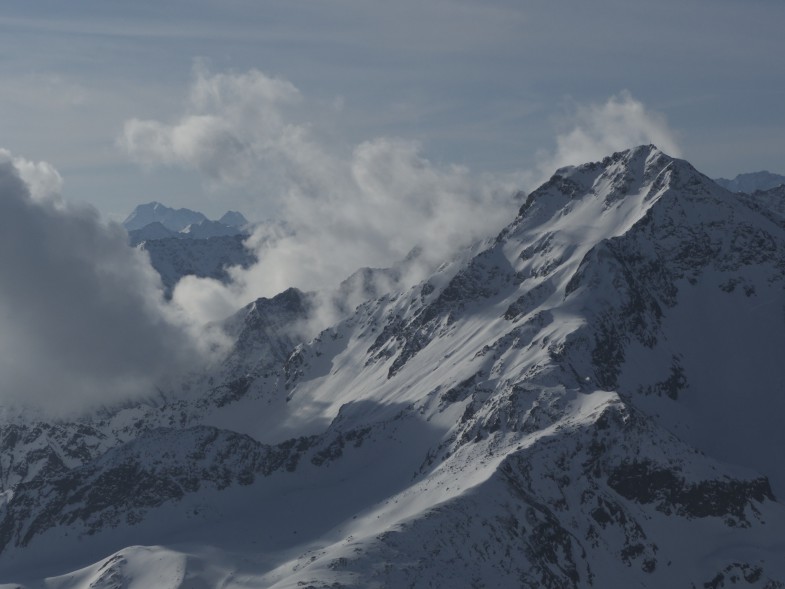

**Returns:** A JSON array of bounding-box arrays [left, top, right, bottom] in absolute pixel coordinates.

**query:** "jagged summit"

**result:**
[[122, 202, 208, 232], [2, 146, 785, 587], [552, 143, 664, 177], [219, 210, 249, 228], [538, 145, 695, 196], [122, 202, 251, 234]]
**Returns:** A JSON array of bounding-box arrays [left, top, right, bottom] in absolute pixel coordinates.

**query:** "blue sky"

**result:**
[[1, 0, 783, 220]]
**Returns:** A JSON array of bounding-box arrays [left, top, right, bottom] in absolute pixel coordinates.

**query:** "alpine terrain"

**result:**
[[1, 145, 784, 588]]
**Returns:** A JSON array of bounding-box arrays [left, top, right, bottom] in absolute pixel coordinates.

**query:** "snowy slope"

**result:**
[[2, 145, 785, 588]]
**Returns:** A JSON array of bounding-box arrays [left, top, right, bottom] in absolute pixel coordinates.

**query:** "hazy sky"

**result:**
[[0, 0, 783, 220]]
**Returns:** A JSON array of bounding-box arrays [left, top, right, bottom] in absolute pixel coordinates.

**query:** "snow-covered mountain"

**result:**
[[2, 145, 785, 588], [714, 170, 785, 193]]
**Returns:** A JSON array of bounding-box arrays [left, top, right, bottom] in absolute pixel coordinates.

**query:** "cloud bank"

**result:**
[[0, 153, 225, 417], [121, 67, 524, 323]]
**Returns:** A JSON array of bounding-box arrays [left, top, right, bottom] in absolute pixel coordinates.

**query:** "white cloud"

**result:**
[[533, 91, 682, 186], [121, 65, 304, 188], [122, 67, 522, 324], [0, 153, 227, 417]]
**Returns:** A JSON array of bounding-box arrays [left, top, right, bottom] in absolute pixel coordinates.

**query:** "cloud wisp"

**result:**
[[532, 91, 682, 185], [0, 152, 227, 417]]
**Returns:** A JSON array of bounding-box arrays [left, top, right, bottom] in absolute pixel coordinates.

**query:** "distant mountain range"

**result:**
[[123, 202, 249, 246], [122, 202, 255, 296], [123, 201, 249, 232], [2, 148, 785, 587], [714, 170, 785, 193]]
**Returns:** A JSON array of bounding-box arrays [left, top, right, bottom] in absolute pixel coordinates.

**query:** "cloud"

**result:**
[[532, 91, 682, 186], [0, 149, 63, 203], [0, 153, 226, 417], [121, 67, 523, 325], [121, 64, 304, 189]]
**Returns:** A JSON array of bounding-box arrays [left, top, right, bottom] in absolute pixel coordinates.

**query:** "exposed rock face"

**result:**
[[137, 234, 256, 296], [123, 202, 255, 297]]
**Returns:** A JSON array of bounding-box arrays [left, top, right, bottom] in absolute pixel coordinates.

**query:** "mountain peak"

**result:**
[[597, 143, 668, 169], [523, 145, 677, 213], [123, 202, 208, 232], [123, 203, 252, 234], [552, 145, 671, 183], [219, 210, 249, 228]]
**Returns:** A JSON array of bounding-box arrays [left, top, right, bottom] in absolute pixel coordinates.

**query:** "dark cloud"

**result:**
[[0, 156, 224, 416]]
